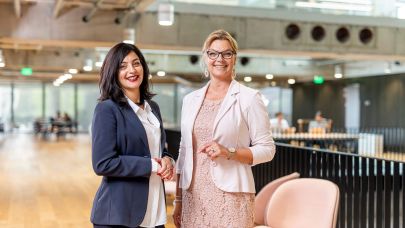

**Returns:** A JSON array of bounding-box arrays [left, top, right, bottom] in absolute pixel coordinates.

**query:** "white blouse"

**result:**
[[127, 98, 166, 227]]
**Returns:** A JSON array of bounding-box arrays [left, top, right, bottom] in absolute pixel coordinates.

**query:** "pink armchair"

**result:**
[[254, 172, 300, 226], [257, 178, 340, 228]]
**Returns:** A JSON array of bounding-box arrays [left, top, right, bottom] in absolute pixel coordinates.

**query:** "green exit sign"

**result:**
[[313, 75, 324, 84], [21, 67, 33, 76]]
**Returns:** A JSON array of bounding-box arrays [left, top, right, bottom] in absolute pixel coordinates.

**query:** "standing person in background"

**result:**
[[270, 112, 290, 133], [90, 43, 174, 228], [173, 30, 276, 228]]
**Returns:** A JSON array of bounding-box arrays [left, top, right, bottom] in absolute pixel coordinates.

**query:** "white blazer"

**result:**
[[176, 80, 275, 193]]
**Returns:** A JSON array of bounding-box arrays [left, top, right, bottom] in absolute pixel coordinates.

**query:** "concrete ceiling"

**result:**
[[0, 0, 405, 86]]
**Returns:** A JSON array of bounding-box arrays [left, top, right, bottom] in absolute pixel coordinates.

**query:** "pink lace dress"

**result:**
[[181, 99, 255, 228]]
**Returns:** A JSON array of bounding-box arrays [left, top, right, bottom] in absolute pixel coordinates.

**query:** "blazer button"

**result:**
[[212, 161, 217, 166]]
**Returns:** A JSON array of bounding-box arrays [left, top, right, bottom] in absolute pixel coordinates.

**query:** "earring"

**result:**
[[204, 69, 209, 78], [232, 68, 236, 78]]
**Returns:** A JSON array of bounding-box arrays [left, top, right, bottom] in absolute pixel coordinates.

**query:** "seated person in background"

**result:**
[[50, 110, 62, 133], [62, 112, 73, 133], [308, 111, 330, 133], [270, 112, 290, 133]]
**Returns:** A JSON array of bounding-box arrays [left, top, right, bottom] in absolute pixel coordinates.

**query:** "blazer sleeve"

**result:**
[[247, 93, 276, 166], [91, 102, 152, 177]]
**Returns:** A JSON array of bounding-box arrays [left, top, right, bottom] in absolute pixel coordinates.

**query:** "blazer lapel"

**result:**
[[212, 80, 240, 133], [120, 105, 149, 150]]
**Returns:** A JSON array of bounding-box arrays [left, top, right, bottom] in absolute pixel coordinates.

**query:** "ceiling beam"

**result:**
[[14, 0, 21, 18], [53, 0, 64, 18], [0, 37, 115, 49], [82, 0, 104, 22], [62, 0, 129, 10], [135, 0, 155, 13]]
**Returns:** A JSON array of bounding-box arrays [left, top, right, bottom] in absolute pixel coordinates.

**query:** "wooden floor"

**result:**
[[0, 134, 175, 228]]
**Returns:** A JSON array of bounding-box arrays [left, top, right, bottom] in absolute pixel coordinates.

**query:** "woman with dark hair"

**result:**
[[90, 43, 174, 228]]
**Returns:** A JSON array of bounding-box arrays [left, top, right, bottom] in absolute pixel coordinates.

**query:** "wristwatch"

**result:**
[[227, 147, 236, 160]]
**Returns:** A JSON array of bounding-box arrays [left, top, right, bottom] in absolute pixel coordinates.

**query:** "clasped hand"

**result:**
[[154, 157, 174, 180]]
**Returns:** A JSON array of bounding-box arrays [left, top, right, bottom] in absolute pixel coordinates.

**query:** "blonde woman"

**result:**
[[173, 30, 276, 228]]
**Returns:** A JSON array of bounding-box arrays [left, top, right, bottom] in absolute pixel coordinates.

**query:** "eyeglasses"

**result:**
[[206, 50, 235, 60]]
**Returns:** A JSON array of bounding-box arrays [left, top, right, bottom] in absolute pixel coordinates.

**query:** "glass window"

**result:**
[[152, 84, 176, 128], [260, 87, 281, 118], [77, 83, 99, 132], [0, 83, 11, 132], [281, 88, 293, 124], [260, 87, 293, 124], [13, 82, 43, 132], [45, 83, 75, 122], [176, 84, 195, 127]]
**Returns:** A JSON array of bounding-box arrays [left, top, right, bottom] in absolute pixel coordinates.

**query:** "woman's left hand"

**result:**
[[155, 157, 174, 180], [198, 141, 228, 160]]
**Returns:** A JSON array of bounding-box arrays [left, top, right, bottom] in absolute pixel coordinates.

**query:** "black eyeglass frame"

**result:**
[[205, 50, 236, 60]]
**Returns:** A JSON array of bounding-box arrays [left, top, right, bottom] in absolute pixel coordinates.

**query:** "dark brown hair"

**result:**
[[98, 42, 154, 105]]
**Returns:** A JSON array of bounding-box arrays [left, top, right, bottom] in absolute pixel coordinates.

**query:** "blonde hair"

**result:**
[[202, 29, 238, 53], [200, 30, 238, 77]]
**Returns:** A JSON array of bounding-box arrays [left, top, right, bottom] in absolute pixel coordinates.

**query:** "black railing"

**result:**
[[253, 143, 405, 228]]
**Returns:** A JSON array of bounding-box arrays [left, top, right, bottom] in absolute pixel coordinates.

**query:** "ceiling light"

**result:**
[[334, 73, 343, 79], [123, 28, 135, 44], [0, 62, 5, 68], [265, 74, 274, 80], [56, 76, 66, 83], [244, 76, 252, 82], [83, 59, 93, 72], [157, 71, 166, 77], [334, 65, 343, 78], [158, 3, 174, 26], [288, 78, 296, 85], [68, 68, 78, 74], [64, 73, 73, 79], [95, 53, 106, 68], [83, 66, 92, 72]]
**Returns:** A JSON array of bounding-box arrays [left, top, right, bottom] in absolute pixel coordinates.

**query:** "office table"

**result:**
[[272, 132, 383, 154]]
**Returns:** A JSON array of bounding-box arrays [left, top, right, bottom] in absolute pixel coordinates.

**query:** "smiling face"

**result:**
[[205, 39, 236, 80], [118, 51, 143, 95]]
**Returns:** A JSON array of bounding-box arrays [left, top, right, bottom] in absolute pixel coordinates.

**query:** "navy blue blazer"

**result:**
[[90, 99, 171, 227]]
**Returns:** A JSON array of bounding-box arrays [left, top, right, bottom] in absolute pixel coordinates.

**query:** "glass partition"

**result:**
[[0, 83, 11, 132], [45, 83, 75, 123], [13, 82, 43, 132], [77, 83, 99, 132], [152, 84, 177, 128]]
